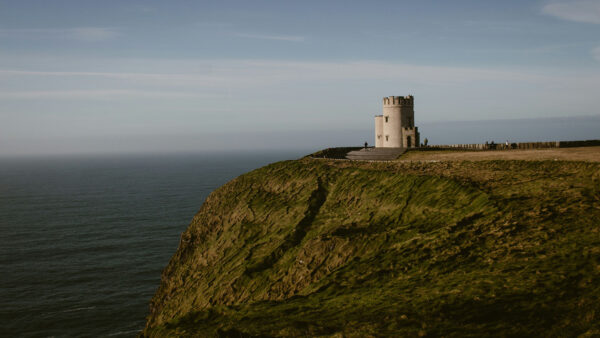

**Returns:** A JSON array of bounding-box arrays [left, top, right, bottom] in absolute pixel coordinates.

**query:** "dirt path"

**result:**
[[399, 146, 600, 162]]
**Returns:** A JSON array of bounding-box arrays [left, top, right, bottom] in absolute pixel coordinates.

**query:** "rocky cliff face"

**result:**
[[144, 158, 600, 336]]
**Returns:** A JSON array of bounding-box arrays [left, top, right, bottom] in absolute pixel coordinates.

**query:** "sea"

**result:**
[[0, 150, 308, 337]]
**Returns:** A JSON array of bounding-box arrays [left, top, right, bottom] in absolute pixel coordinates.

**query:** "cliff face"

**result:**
[[144, 158, 600, 336]]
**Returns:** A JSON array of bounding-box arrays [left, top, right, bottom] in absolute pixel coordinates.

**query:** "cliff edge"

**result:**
[[143, 157, 600, 336]]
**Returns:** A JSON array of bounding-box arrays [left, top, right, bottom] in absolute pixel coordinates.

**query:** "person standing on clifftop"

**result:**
[[364, 142, 368, 149]]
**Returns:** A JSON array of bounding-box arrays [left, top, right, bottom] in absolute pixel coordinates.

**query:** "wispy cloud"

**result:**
[[0, 27, 119, 41], [0, 68, 243, 87], [462, 20, 539, 32], [0, 60, 548, 88], [0, 69, 186, 81], [593, 46, 600, 61], [468, 42, 579, 55], [2, 59, 600, 102], [542, 0, 600, 24], [233, 33, 305, 42], [136, 6, 157, 13], [0, 90, 197, 99], [67, 27, 119, 41]]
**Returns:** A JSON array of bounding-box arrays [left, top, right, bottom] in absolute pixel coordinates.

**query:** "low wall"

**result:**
[[558, 140, 600, 148], [428, 140, 600, 151]]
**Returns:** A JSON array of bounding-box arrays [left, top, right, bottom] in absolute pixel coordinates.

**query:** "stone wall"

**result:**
[[402, 127, 420, 148], [375, 115, 383, 148]]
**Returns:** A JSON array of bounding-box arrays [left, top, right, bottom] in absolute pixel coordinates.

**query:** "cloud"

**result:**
[[136, 6, 157, 13], [0, 60, 548, 88], [0, 90, 197, 99], [2, 59, 600, 104], [0, 69, 185, 81], [233, 33, 305, 42], [593, 46, 600, 61], [0, 27, 118, 41], [542, 0, 600, 24], [0, 68, 245, 87], [0, 59, 566, 88], [66, 27, 119, 41]]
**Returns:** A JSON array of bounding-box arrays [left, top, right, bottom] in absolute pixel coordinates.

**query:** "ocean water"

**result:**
[[0, 150, 307, 337]]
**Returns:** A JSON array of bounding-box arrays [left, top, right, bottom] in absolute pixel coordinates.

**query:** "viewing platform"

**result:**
[[346, 147, 406, 161]]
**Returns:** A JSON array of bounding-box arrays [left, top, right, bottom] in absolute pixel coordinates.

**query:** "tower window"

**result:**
[[385, 135, 389, 141], [385, 116, 389, 123]]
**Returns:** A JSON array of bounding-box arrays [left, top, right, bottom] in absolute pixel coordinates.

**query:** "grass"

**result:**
[[143, 156, 600, 337]]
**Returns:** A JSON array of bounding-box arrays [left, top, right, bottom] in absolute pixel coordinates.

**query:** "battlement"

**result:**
[[383, 95, 413, 106]]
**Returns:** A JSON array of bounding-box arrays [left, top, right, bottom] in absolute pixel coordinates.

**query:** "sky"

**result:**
[[0, 0, 599, 155]]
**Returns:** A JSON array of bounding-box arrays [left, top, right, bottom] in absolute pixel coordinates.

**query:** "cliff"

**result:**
[[143, 157, 600, 336]]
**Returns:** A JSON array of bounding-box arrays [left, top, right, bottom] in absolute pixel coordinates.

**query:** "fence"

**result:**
[[428, 140, 600, 151]]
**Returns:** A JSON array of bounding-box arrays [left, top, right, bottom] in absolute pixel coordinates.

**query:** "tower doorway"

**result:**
[[407, 136, 412, 148]]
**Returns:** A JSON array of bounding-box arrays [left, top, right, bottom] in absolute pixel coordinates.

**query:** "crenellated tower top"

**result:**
[[383, 95, 414, 107]]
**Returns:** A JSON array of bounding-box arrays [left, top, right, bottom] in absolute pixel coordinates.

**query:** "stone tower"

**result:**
[[375, 95, 419, 148]]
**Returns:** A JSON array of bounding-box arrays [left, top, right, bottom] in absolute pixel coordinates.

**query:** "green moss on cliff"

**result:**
[[144, 158, 600, 337]]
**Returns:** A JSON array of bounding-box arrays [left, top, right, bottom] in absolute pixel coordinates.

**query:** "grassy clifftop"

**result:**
[[143, 157, 600, 336]]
